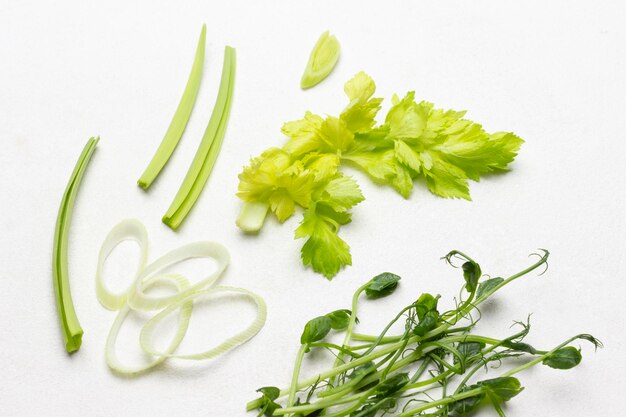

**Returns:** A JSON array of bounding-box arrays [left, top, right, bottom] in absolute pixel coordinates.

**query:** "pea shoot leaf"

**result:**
[[326, 309, 353, 330], [543, 346, 582, 369], [478, 377, 524, 402], [365, 272, 401, 298], [477, 277, 504, 298], [300, 316, 332, 345], [454, 342, 486, 365]]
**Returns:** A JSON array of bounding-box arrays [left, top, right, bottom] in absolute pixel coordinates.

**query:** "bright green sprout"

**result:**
[[236, 72, 524, 279], [247, 250, 602, 417], [53, 136, 99, 353], [138, 24, 206, 189]]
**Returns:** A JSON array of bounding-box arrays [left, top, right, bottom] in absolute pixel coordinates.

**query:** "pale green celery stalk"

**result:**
[[53, 136, 99, 353], [137, 24, 206, 190], [162, 46, 236, 230], [300, 31, 340, 89], [235, 201, 269, 233]]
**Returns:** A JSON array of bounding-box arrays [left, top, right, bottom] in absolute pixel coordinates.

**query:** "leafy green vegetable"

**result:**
[[478, 376, 524, 402], [543, 346, 582, 369], [448, 388, 484, 416], [236, 72, 524, 278], [300, 316, 332, 345], [476, 277, 504, 299], [454, 341, 486, 365], [53, 136, 99, 353], [163, 46, 236, 229], [374, 373, 409, 397], [247, 250, 602, 417], [300, 31, 340, 89], [364, 272, 401, 298], [137, 24, 206, 189], [326, 309, 353, 330], [256, 387, 282, 417]]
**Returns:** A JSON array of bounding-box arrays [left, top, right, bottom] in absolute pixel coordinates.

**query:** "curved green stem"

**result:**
[[286, 344, 308, 415], [53, 136, 99, 353], [137, 25, 206, 189], [395, 387, 485, 417]]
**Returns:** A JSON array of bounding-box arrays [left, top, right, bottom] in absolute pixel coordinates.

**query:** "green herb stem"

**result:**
[[330, 282, 368, 382], [502, 334, 588, 377], [285, 344, 308, 415], [395, 387, 485, 417]]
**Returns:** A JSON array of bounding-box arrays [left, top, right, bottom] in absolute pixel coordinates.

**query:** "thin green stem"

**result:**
[[351, 333, 402, 344], [502, 334, 582, 377], [286, 344, 308, 415], [331, 282, 368, 374], [137, 25, 206, 189], [274, 388, 373, 415], [395, 387, 485, 417]]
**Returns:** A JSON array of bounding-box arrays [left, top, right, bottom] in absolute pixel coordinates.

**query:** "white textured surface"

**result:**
[[0, 1, 624, 415]]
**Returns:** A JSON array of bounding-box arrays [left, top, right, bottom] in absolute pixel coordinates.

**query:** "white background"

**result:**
[[1, 1, 625, 415]]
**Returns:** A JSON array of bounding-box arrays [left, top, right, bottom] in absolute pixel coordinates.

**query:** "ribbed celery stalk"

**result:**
[[162, 46, 236, 229], [53, 136, 99, 353]]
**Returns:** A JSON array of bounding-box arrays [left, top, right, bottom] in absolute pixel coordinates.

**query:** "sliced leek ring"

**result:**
[[97, 219, 266, 375], [140, 285, 267, 360]]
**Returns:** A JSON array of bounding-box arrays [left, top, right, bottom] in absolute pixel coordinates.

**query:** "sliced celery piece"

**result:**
[[137, 24, 206, 189], [53, 136, 99, 353], [301, 31, 340, 89], [162, 46, 236, 230]]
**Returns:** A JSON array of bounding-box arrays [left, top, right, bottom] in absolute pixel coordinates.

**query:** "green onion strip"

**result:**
[[53, 136, 99, 353], [162, 46, 236, 230], [137, 24, 207, 190], [96, 219, 265, 375]]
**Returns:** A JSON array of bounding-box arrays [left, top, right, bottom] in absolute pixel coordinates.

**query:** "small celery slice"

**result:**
[[137, 24, 206, 189], [236, 202, 270, 233], [301, 31, 340, 90], [53, 136, 99, 353], [162, 46, 236, 230]]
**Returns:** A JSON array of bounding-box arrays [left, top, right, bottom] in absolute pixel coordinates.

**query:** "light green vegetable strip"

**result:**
[[137, 24, 206, 190], [53, 136, 99, 353], [162, 46, 236, 229], [301, 31, 340, 89]]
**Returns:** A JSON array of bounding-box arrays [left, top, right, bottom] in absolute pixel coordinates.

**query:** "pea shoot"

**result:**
[[248, 250, 601, 417]]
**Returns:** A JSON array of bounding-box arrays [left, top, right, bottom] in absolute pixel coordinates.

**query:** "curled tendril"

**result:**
[[303, 377, 327, 403], [508, 315, 533, 340], [442, 251, 465, 268], [575, 334, 604, 350], [466, 306, 483, 326], [528, 249, 550, 275], [402, 347, 418, 358]]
